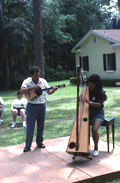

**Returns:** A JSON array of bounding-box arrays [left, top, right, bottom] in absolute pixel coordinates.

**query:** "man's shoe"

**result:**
[[23, 147, 31, 152], [37, 143, 45, 148], [11, 122, 17, 128]]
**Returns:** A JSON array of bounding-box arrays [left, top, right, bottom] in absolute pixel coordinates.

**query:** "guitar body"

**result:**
[[25, 89, 37, 100], [24, 84, 65, 100]]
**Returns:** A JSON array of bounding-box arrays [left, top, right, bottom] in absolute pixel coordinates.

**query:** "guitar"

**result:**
[[25, 84, 66, 100]]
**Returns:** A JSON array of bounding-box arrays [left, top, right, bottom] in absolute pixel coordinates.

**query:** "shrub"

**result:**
[[70, 77, 77, 85], [44, 63, 75, 81], [10, 71, 27, 89], [70, 77, 120, 87], [57, 65, 63, 72], [101, 79, 120, 87]]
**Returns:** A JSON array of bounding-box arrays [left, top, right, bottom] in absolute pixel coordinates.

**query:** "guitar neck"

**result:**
[[41, 84, 65, 91], [42, 87, 53, 91]]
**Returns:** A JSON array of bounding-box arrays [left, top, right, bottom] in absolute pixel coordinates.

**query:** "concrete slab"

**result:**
[[45, 137, 120, 182], [0, 137, 120, 183]]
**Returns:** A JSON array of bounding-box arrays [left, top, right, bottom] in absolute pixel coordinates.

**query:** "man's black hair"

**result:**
[[30, 66, 40, 75], [17, 91, 20, 96]]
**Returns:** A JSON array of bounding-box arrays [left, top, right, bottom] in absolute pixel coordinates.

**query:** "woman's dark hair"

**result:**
[[30, 66, 40, 75], [88, 74, 107, 101], [88, 74, 102, 92]]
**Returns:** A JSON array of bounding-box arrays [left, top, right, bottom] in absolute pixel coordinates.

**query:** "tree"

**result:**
[[0, 0, 3, 70], [33, 0, 44, 78], [42, 0, 74, 69], [118, 0, 120, 13], [0, 0, 10, 90], [0, 0, 34, 89], [0, 0, 117, 89]]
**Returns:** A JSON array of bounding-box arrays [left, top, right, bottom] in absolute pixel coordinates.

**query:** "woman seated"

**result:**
[[81, 74, 107, 157]]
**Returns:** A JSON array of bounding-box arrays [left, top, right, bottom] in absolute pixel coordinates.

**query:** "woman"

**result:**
[[81, 74, 107, 157]]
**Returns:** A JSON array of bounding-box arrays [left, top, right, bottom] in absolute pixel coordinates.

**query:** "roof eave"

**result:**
[[109, 43, 120, 47], [71, 30, 120, 52], [71, 30, 92, 52], [71, 49, 81, 53]]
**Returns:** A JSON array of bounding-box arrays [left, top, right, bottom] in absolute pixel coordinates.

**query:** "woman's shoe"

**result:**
[[93, 150, 99, 157]]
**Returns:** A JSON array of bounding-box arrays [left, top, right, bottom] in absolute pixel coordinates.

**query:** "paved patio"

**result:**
[[0, 137, 120, 183]]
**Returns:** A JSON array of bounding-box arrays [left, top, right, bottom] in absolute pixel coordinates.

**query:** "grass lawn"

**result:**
[[0, 80, 120, 183]]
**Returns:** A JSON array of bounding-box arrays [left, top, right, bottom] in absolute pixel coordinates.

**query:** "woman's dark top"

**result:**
[[89, 89, 106, 114]]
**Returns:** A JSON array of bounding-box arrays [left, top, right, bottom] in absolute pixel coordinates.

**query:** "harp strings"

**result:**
[[77, 69, 88, 150]]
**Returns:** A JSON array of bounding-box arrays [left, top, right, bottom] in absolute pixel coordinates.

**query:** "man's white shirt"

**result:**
[[0, 97, 4, 105], [12, 98, 27, 109], [21, 77, 50, 104]]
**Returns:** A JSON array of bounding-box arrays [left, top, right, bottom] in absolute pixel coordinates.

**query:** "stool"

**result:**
[[101, 117, 115, 152], [90, 117, 115, 152]]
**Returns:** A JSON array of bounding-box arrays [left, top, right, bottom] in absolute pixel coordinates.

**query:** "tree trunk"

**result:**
[[0, 0, 3, 62], [0, 0, 10, 90], [118, 0, 120, 13], [118, 0, 120, 8], [2, 47, 10, 90], [33, 0, 44, 78]]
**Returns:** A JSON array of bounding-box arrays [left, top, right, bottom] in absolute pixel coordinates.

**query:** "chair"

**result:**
[[16, 111, 26, 126], [90, 117, 115, 152], [101, 117, 115, 152], [1, 109, 5, 123]]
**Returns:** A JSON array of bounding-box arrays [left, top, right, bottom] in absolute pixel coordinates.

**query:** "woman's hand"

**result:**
[[79, 95, 89, 103]]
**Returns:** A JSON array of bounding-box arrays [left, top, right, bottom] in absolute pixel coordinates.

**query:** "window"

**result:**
[[103, 53, 116, 71], [79, 56, 89, 71], [93, 37, 96, 44]]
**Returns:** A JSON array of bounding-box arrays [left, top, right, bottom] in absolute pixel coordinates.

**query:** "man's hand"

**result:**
[[47, 86, 58, 95], [33, 85, 40, 90], [20, 85, 40, 94], [53, 86, 58, 91]]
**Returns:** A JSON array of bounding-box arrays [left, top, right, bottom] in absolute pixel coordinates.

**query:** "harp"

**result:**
[[66, 66, 92, 160]]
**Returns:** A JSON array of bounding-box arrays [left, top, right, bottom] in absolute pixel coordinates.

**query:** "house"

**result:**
[[71, 30, 120, 80]]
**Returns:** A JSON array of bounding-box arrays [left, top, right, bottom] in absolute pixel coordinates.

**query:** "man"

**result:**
[[11, 91, 27, 128], [20, 66, 58, 152], [0, 97, 5, 125]]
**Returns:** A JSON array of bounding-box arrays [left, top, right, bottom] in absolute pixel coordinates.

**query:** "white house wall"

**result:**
[[75, 34, 120, 79]]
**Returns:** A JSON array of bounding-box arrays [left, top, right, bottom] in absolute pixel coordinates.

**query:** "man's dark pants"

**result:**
[[25, 103, 46, 148]]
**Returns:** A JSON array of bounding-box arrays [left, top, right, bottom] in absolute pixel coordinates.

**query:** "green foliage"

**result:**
[[0, 0, 34, 90], [44, 62, 75, 81], [70, 77, 77, 85], [42, 0, 75, 69], [0, 0, 116, 89], [10, 71, 27, 89]]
